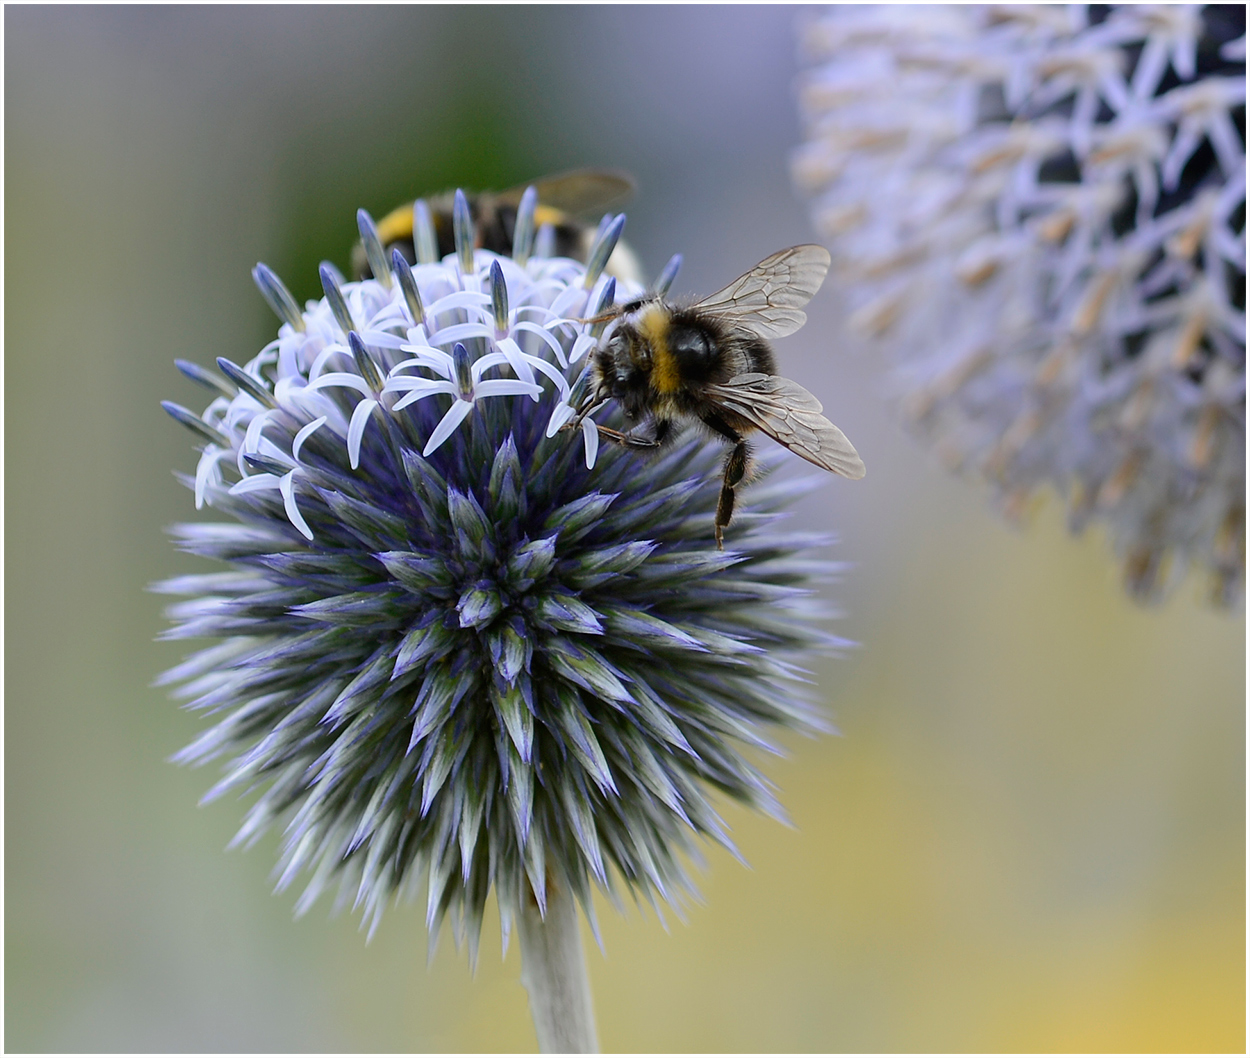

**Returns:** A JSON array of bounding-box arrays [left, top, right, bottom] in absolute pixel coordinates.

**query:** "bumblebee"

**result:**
[[573, 244, 865, 548], [351, 168, 640, 281]]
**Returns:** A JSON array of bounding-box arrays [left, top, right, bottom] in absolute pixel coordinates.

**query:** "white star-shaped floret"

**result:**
[[385, 342, 544, 456]]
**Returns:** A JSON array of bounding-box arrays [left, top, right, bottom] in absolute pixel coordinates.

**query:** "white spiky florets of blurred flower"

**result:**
[[793, 4, 1246, 605]]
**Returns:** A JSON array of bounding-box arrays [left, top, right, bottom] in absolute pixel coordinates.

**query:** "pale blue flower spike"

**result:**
[[347, 397, 380, 470], [423, 397, 473, 456], [291, 416, 327, 463], [319, 259, 347, 289], [348, 331, 385, 394], [589, 278, 617, 338], [241, 452, 289, 477], [581, 415, 599, 469], [319, 264, 356, 338], [453, 189, 475, 277], [356, 209, 392, 289], [544, 399, 575, 439], [583, 213, 626, 289], [391, 248, 425, 327], [490, 260, 509, 332], [534, 222, 556, 260], [451, 342, 475, 401], [567, 360, 594, 408], [215, 357, 278, 409], [161, 400, 230, 447], [413, 199, 439, 265], [654, 254, 682, 297], [252, 263, 306, 332], [175, 358, 236, 398], [279, 470, 315, 540], [512, 186, 538, 265]]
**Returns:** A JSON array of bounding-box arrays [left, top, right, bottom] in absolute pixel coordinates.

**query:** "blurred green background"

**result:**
[[5, 6, 1243, 1052]]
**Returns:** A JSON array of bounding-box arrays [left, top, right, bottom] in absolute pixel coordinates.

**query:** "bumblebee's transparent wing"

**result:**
[[706, 372, 865, 478], [695, 245, 831, 340], [496, 169, 635, 215]]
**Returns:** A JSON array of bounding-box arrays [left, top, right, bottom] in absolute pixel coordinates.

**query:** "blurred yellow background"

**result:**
[[6, 7, 1243, 1052]]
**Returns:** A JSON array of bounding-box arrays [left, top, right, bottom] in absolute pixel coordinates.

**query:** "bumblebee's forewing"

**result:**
[[707, 372, 865, 478], [695, 245, 831, 340], [495, 169, 635, 215]]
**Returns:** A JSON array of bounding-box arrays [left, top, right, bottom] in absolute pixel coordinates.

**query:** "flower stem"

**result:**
[[517, 880, 599, 1053]]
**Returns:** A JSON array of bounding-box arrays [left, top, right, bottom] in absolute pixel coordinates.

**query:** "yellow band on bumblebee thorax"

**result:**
[[533, 204, 568, 227], [375, 201, 571, 246], [637, 304, 679, 395], [376, 203, 416, 244]]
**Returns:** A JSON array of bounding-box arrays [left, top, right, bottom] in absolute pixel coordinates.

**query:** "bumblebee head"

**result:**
[[594, 316, 631, 369], [591, 315, 651, 413]]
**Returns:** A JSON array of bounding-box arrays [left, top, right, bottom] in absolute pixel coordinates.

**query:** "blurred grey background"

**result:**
[[6, 6, 1244, 1052]]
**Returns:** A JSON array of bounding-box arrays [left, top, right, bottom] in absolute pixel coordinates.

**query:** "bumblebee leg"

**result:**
[[564, 396, 609, 433], [715, 441, 750, 549], [699, 413, 749, 548], [594, 424, 660, 449], [595, 418, 673, 450]]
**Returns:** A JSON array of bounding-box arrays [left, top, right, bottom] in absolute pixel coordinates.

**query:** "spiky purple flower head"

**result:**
[[794, 4, 1245, 605], [158, 191, 844, 958]]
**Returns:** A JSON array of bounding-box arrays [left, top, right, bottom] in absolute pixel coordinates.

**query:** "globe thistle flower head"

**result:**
[[158, 191, 844, 956], [794, 4, 1245, 605]]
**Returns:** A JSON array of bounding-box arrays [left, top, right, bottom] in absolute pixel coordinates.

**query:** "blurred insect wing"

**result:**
[[494, 169, 635, 217], [694, 244, 831, 340]]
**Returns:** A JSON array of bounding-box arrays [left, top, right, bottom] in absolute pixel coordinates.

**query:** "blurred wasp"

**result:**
[[351, 168, 640, 281], [571, 244, 865, 548]]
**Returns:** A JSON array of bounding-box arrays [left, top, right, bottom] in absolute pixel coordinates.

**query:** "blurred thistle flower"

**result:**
[[793, 4, 1246, 605], [157, 190, 844, 972]]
